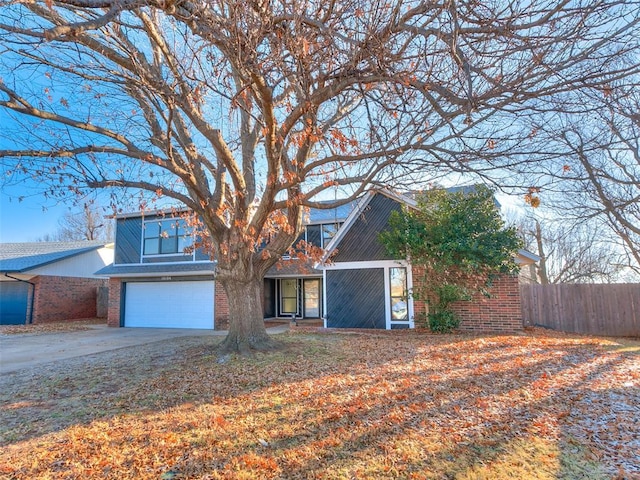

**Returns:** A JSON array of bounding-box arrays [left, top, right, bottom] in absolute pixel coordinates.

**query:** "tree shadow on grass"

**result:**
[[0, 331, 635, 479]]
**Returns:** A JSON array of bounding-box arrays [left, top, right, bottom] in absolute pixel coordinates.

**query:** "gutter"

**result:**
[[3, 273, 36, 324]]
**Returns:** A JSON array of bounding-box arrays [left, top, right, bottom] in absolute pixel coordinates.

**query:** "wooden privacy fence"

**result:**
[[520, 283, 640, 337]]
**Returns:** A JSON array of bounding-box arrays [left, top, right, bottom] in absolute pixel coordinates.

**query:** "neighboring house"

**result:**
[[0, 241, 114, 325], [100, 189, 538, 331]]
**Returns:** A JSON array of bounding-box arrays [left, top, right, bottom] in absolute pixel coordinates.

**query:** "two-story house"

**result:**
[[98, 189, 539, 331]]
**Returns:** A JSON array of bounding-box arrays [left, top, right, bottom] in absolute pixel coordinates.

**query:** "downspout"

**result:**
[[4, 273, 36, 324]]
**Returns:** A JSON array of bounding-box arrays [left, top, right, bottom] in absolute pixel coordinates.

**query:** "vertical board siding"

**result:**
[[521, 284, 640, 337], [333, 194, 401, 262], [114, 217, 142, 264], [326, 269, 385, 329]]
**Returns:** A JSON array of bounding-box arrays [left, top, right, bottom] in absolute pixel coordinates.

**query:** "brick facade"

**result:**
[[214, 280, 230, 330], [31, 275, 108, 324], [107, 278, 122, 327], [413, 274, 523, 332]]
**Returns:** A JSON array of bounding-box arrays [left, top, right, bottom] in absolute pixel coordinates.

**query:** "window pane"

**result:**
[[306, 225, 321, 247], [144, 238, 159, 255], [282, 279, 297, 296], [160, 236, 177, 254], [144, 222, 160, 238], [391, 297, 408, 320], [390, 268, 407, 297], [178, 235, 193, 253], [177, 219, 191, 236], [321, 223, 341, 247], [160, 219, 177, 236], [282, 298, 297, 313], [281, 279, 298, 314]]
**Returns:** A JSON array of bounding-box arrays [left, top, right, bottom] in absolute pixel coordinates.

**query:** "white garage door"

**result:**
[[124, 281, 215, 329]]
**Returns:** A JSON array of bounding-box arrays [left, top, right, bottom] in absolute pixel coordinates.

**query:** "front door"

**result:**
[[303, 279, 321, 318], [279, 279, 298, 317]]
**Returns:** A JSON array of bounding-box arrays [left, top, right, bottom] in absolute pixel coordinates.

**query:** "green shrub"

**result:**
[[427, 309, 460, 333]]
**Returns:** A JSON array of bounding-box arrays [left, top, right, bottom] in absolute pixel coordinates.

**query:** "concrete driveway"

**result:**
[[0, 324, 288, 375]]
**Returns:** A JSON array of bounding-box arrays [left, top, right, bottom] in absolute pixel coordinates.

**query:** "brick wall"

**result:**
[[412, 273, 523, 332], [214, 280, 229, 330], [107, 278, 122, 327], [31, 275, 108, 324]]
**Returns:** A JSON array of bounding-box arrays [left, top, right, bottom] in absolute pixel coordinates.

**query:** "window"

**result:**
[[143, 218, 193, 255], [303, 222, 343, 249], [389, 267, 408, 321], [280, 279, 298, 315], [321, 223, 341, 248]]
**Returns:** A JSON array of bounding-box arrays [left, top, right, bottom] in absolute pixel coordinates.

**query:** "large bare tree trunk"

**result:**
[[218, 276, 281, 354]]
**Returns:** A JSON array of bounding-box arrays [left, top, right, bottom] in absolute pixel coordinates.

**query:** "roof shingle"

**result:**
[[0, 241, 109, 272]]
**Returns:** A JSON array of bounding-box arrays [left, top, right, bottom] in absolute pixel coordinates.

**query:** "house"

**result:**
[[100, 189, 538, 331], [0, 241, 114, 325]]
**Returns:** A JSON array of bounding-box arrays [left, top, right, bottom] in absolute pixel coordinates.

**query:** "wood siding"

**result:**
[[326, 269, 385, 329], [521, 283, 640, 337], [114, 217, 142, 264], [333, 194, 401, 262]]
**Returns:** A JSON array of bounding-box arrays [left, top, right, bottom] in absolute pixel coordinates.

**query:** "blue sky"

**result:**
[[0, 187, 70, 242]]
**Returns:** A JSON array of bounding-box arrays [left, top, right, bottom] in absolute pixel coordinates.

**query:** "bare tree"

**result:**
[[518, 217, 627, 284], [1, 1, 639, 352], [519, 74, 640, 276], [37, 204, 113, 242]]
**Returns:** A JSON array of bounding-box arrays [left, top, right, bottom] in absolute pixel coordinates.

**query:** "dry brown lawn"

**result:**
[[0, 329, 638, 479]]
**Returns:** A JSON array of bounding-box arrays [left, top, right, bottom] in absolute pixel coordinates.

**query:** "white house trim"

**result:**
[[319, 260, 408, 270]]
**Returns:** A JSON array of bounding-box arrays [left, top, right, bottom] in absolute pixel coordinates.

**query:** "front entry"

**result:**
[[265, 278, 322, 319], [279, 279, 298, 317]]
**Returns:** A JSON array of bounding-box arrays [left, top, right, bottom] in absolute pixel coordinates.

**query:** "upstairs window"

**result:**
[[303, 222, 342, 249], [143, 218, 193, 255], [321, 223, 340, 248]]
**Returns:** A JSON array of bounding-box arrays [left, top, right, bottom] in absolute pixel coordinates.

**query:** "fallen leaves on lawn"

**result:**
[[0, 331, 638, 479]]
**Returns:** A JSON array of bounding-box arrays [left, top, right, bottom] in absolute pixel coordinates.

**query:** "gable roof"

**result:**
[[321, 189, 416, 263], [0, 241, 111, 273], [319, 188, 539, 266]]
